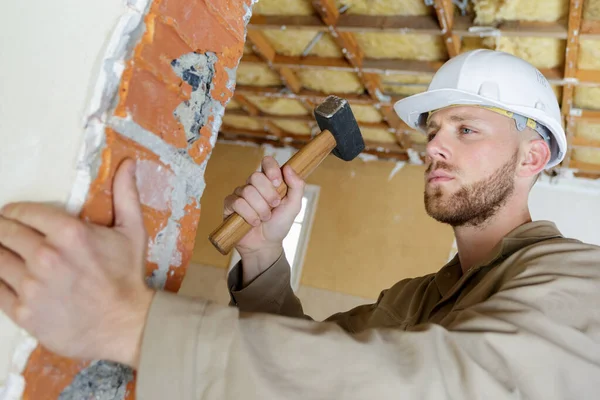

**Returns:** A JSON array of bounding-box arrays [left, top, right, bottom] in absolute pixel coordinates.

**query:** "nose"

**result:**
[[425, 128, 451, 164]]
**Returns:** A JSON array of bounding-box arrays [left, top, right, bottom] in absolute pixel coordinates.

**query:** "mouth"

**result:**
[[428, 176, 454, 183], [427, 170, 454, 184]]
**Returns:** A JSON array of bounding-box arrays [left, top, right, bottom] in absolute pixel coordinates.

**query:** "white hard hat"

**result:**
[[393, 49, 566, 169]]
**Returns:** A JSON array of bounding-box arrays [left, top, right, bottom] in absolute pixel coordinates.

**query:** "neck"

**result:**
[[453, 196, 532, 274]]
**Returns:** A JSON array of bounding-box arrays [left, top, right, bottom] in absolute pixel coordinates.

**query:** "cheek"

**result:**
[[457, 144, 501, 181]]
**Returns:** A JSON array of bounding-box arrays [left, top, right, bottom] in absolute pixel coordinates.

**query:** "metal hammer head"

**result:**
[[314, 96, 365, 161]]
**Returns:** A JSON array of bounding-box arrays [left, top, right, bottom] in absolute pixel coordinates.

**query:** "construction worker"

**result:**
[[1, 49, 599, 399]]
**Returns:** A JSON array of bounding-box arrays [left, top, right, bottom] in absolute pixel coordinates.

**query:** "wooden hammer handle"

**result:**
[[209, 130, 337, 255]]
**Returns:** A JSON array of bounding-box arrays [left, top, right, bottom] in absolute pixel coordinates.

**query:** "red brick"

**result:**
[[116, 67, 188, 148], [157, 0, 241, 53], [137, 16, 193, 86], [164, 202, 202, 293]]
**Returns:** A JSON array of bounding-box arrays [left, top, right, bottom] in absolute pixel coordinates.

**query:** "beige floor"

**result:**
[[179, 263, 376, 321]]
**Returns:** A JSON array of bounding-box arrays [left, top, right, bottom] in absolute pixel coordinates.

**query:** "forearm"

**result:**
[[238, 244, 283, 286]]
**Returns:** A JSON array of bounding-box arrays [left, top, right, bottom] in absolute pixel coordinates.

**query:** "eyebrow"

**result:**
[[426, 115, 484, 130]]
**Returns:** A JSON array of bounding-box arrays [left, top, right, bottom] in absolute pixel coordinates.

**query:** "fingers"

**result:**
[[0, 280, 18, 321], [224, 193, 261, 227], [261, 156, 283, 188], [113, 160, 145, 235], [0, 216, 45, 263], [1, 202, 73, 237], [247, 171, 281, 208], [0, 246, 27, 293], [281, 166, 305, 210]]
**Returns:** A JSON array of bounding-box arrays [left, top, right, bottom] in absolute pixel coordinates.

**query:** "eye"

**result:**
[[460, 126, 475, 135], [427, 132, 436, 142]]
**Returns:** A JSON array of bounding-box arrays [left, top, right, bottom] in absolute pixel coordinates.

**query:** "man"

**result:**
[[1, 50, 599, 399]]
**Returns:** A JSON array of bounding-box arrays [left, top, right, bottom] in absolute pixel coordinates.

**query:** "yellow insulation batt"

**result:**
[[297, 70, 364, 93], [381, 74, 431, 96], [350, 104, 383, 123], [578, 40, 600, 70], [408, 130, 427, 144], [222, 115, 265, 131], [355, 32, 447, 60], [334, 0, 430, 15], [584, 0, 600, 19], [573, 148, 600, 165], [360, 127, 397, 143], [575, 86, 600, 109], [262, 30, 342, 57], [245, 95, 309, 116], [485, 37, 565, 69], [236, 64, 282, 86], [272, 120, 313, 135], [253, 0, 314, 15], [472, 0, 568, 25], [463, 37, 565, 69], [576, 121, 600, 143]]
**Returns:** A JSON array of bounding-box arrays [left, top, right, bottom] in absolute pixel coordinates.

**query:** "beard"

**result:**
[[424, 151, 519, 228]]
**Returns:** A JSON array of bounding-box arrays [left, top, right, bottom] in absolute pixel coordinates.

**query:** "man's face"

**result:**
[[423, 106, 521, 227]]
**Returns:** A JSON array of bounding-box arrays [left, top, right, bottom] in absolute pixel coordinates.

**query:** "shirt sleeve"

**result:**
[[137, 241, 600, 400], [227, 253, 308, 318]]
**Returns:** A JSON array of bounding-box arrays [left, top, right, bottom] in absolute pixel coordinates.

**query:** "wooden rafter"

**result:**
[[241, 53, 571, 85], [233, 93, 284, 137], [311, 0, 411, 150], [560, 0, 584, 169], [433, 0, 460, 57], [249, 14, 600, 39], [245, 30, 315, 114], [218, 128, 410, 162]]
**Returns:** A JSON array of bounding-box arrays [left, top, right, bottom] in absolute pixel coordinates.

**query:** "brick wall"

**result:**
[[20, 0, 254, 398]]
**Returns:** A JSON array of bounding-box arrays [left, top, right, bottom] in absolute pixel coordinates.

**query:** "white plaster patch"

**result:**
[[357, 153, 379, 162], [135, 160, 176, 211], [407, 148, 424, 165], [388, 161, 406, 181]]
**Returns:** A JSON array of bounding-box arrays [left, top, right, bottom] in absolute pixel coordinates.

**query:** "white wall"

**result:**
[[530, 175, 600, 246], [0, 1, 138, 398]]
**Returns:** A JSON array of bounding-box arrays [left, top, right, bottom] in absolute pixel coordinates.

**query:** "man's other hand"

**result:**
[[0, 159, 154, 369]]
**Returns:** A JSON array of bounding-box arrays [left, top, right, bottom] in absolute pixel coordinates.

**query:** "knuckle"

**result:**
[[35, 245, 60, 268], [232, 197, 248, 211], [249, 172, 264, 185], [62, 220, 87, 243], [241, 185, 255, 199], [14, 304, 32, 326], [20, 278, 39, 301]]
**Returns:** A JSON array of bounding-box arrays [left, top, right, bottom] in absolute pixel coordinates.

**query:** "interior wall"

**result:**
[[0, 1, 131, 396], [530, 175, 600, 246], [192, 143, 455, 299]]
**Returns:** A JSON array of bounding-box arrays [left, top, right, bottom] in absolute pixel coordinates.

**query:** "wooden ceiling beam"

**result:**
[[241, 54, 569, 85], [225, 109, 394, 130], [249, 14, 600, 39], [560, 0, 584, 169], [433, 0, 460, 57], [218, 128, 410, 161]]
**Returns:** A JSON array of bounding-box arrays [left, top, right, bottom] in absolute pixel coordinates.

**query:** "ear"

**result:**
[[518, 139, 550, 178]]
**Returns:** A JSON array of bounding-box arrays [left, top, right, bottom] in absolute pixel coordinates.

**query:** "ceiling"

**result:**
[[217, 0, 600, 179]]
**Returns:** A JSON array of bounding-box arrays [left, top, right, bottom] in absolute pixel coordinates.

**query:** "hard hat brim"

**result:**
[[393, 88, 566, 168]]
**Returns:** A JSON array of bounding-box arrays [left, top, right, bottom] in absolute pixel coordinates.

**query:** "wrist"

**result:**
[[239, 244, 283, 286], [107, 288, 155, 369]]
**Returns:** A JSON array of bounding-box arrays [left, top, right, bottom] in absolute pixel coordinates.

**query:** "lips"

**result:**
[[427, 170, 454, 183]]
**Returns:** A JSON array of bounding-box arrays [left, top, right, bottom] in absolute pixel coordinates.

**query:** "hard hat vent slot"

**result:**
[[478, 81, 500, 101]]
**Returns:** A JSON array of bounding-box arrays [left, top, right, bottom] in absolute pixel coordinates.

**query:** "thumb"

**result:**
[[281, 165, 305, 210], [113, 159, 145, 237]]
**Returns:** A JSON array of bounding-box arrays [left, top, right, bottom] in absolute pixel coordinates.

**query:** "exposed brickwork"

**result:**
[[21, 0, 253, 398]]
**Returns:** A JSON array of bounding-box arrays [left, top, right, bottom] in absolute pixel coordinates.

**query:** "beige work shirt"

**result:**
[[137, 221, 600, 399]]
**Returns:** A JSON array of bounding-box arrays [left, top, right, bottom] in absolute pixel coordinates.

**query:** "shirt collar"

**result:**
[[434, 220, 564, 296]]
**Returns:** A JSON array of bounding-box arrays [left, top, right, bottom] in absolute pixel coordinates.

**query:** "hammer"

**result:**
[[209, 95, 364, 255]]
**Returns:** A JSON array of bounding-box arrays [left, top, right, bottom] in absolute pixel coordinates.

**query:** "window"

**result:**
[[283, 184, 319, 291], [227, 185, 320, 292]]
